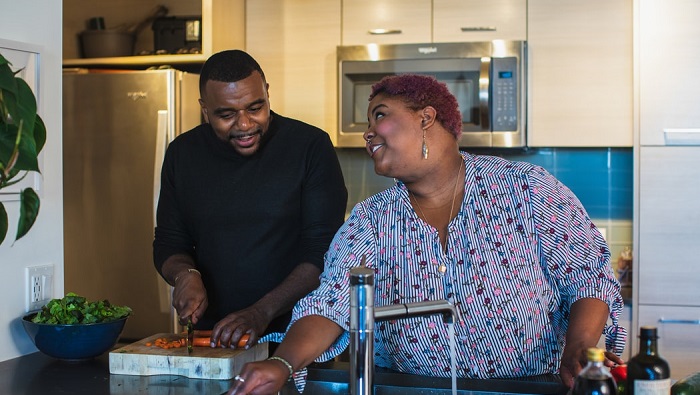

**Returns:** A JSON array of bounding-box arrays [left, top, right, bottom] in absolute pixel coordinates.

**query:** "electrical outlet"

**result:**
[[26, 264, 54, 312]]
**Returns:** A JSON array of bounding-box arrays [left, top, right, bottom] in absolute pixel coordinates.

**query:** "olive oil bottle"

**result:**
[[573, 348, 618, 395], [626, 326, 671, 395]]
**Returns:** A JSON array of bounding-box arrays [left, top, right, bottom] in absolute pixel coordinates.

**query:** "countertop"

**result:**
[[0, 351, 235, 395], [0, 352, 569, 395]]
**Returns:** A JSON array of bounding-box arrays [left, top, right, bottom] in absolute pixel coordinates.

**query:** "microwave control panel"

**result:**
[[491, 57, 518, 131]]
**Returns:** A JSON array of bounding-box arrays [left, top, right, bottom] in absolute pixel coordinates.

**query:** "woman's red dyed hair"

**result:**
[[369, 74, 462, 138]]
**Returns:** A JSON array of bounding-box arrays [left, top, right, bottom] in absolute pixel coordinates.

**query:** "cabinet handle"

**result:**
[[461, 27, 497, 32], [658, 318, 700, 325], [368, 29, 402, 35]]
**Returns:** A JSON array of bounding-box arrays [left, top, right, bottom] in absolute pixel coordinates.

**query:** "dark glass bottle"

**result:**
[[573, 348, 618, 395], [626, 326, 671, 395]]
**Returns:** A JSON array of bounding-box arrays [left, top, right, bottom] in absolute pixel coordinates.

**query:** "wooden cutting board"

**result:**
[[109, 333, 268, 380]]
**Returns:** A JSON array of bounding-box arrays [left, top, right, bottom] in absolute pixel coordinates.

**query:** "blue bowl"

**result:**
[[22, 313, 128, 361]]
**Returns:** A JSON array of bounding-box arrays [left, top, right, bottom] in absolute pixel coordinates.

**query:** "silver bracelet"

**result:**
[[267, 356, 294, 381], [174, 268, 201, 284]]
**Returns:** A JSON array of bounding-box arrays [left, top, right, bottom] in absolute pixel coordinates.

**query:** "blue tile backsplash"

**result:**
[[335, 147, 633, 222]]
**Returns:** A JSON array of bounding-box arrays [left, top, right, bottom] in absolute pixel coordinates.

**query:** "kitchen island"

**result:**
[[0, 351, 569, 395]]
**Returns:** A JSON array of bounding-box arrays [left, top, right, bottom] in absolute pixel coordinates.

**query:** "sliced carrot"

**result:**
[[149, 336, 186, 349]]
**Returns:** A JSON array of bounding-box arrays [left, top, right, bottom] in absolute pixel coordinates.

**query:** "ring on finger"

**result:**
[[234, 374, 245, 383]]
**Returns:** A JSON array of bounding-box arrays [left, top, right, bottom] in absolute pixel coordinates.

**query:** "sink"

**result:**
[[278, 361, 568, 395]]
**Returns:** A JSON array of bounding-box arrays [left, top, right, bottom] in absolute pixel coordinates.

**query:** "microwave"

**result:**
[[337, 41, 527, 148]]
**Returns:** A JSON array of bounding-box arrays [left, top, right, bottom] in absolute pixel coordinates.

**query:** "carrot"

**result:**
[[149, 337, 185, 349], [191, 333, 250, 348]]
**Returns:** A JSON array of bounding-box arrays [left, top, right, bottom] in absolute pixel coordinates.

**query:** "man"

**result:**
[[153, 50, 348, 349]]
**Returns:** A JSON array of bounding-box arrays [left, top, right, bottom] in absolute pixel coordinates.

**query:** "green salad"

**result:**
[[31, 292, 132, 325]]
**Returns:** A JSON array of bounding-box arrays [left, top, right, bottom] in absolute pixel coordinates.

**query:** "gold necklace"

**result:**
[[410, 159, 464, 273]]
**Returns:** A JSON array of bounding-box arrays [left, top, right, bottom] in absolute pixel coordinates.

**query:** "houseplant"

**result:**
[[0, 53, 46, 244]]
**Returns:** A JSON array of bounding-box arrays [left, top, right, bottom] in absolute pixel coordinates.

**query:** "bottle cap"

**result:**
[[586, 347, 604, 362], [639, 326, 659, 339]]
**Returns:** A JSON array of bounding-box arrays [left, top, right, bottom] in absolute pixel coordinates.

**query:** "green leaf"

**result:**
[[14, 77, 38, 124], [0, 202, 7, 244], [32, 293, 131, 324], [13, 123, 40, 172], [0, 120, 17, 166], [9, 78, 40, 172], [33, 114, 46, 156], [16, 187, 40, 240], [1, 170, 28, 189], [0, 62, 17, 94]]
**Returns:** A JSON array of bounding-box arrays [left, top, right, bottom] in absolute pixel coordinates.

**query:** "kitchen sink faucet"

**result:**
[[349, 264, 458, 395]]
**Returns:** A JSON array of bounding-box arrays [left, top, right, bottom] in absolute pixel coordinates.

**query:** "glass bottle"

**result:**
[[573, 347, 618, 395], [626, 326, 671, 395]]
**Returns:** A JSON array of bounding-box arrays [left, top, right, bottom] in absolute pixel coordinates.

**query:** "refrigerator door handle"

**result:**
[[153, 110, 169, 226], [153, 110, 178, 331]]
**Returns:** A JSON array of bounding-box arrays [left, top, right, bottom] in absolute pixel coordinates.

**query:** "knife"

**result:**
[[186, 318, 194, 354]]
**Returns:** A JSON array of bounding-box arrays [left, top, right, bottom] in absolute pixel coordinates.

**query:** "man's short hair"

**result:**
[[199, 50, 266, 94]]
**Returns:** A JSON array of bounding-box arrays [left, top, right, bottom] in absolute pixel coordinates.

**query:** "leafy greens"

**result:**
[[31, 292, 132, 325]]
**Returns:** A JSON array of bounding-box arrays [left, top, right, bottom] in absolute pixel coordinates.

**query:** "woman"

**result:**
[[228, 74, 626, 394]]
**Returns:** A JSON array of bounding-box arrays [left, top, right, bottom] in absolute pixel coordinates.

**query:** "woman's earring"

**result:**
[[422, 128, 429, 160]]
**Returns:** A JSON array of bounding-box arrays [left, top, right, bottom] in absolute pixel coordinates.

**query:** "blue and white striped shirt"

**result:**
[[290, 152, 626, 379]]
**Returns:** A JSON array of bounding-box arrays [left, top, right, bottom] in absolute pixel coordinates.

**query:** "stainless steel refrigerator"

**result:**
[[63, 69, 201, 340]]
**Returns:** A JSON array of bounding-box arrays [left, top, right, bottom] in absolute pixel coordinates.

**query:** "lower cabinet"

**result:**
[[636, 305, 700, 380], [635, 147, 700, 379]]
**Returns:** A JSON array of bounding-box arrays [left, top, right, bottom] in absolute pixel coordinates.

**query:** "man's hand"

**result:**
[[210, 305, 270, 348], [172, 272, 208, 326]]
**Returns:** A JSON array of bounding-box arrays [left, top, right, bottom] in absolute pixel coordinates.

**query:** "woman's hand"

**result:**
[[560, 344, 626, 387], [227, 359, 289, 395]]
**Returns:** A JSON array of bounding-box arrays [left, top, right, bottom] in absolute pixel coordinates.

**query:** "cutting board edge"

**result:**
[[108, 338, 268, 380]]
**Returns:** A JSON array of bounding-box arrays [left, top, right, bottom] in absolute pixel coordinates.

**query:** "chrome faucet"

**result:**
[[349, 265, 458, 395]]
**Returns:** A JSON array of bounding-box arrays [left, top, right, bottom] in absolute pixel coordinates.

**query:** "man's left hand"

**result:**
[[210, 305, 270, 348]]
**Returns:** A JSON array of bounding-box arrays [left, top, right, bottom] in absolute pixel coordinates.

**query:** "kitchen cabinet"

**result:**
[[433, 0, 526, 42], [62, 0, 244, 68], [341, 0, 431, 45], [639, 0, 700, 146], [341, 0, 525, 46], [636, 147, 700, 380], [634, 0, 700, 379], [637, 305, 700, 380], [527, 0, 633, 147], [246, 0, 341, 144], [638, 147, 700, 307]]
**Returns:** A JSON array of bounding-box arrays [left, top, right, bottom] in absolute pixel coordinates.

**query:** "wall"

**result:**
[[337, 147, 634, 269], [0, 0, 64, 361]]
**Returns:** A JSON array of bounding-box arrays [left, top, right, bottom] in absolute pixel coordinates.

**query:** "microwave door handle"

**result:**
[[479, 57, 491, 131]]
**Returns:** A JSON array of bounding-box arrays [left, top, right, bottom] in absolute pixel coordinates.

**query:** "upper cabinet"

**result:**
[[246, 0, 341, 144], [433, 0, 526, 42], [527, 0, 633, 147], [639, 0, 700, 146], [63, 0, 244, 68], [341, 0, 432, 45], [341, 0, 525, 46]]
